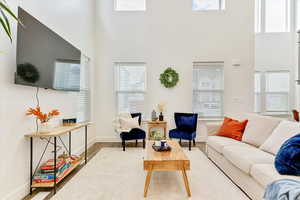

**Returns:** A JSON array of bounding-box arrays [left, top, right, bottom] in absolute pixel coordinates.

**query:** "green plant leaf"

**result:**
[[0, 9, 11, 36], [0, 2, 19, 22], [0, 16, 12, 42]]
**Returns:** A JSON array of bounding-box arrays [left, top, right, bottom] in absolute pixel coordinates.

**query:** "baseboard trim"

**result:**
[[4, 137, 96, 200]]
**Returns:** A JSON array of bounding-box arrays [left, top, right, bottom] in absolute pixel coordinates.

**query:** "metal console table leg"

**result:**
[[85, 126, 88, 164], [53, 137, 57, 194], [69, 131, 71, 156], [30, 137, 33, 195]]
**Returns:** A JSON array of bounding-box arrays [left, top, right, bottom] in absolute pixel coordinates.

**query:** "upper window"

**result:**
[[255, 0, 291, 33], [193, 62, 224, 118], [254, 71, 290, 115], [114, 0, 146, 11], [115, 62, 146, 114], [192, 0, 225, 11]]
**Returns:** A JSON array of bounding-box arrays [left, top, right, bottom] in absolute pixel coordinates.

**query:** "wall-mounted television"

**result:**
[[15, 7, 81, 92]]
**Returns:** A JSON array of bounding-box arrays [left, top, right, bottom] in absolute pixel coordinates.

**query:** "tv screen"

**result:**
[[15, 7, 81, 91]]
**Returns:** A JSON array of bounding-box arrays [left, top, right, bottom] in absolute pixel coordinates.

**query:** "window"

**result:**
[[254, 71, 290, 115], [114, 0, 146, 11], [192, 0, 225, 10], [255, 0, 291, 33], [115, 62, 146, 114], [77, 55, 91, 122], [193, 62, 224, 118]]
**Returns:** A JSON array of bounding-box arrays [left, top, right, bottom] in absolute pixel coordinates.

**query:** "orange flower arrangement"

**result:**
[[26, 106, 60, 123]]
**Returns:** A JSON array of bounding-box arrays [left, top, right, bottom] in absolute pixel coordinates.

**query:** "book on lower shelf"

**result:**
[[33, 154, 80, 184]]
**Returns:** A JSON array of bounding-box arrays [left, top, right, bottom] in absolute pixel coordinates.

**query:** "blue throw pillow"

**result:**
[[275, 133, 300, 176]]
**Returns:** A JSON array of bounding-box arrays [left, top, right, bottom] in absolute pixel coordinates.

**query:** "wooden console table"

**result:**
[[24, 122, 92, 195], [147, 121, 167, 140]]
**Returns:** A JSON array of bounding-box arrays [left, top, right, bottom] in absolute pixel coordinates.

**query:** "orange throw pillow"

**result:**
[[216, 117, 248, 141]]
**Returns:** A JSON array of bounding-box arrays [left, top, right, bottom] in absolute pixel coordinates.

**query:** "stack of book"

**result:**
[[33, 155, 79, 184]]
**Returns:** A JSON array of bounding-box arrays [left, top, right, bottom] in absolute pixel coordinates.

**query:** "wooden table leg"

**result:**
[[144, 168, 153, 197], [182, 167, 191, 197]]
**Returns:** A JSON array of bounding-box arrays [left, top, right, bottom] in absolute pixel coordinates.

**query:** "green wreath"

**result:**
[[17, 63, 40, 83], [159, 67, 179, 88]]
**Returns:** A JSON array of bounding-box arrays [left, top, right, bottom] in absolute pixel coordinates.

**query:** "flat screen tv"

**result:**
[[15, 7, 81, 92]]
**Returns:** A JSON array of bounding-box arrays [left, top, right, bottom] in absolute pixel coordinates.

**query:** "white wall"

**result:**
[[95, 0, 255, 142], [0, 0, 96, 199]]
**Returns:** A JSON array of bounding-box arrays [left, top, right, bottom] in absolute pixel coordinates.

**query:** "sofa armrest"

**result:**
[[206, 122, 222, 136]]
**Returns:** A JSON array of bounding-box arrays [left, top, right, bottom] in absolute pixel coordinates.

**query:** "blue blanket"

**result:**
[[264, 179, 300, 200]]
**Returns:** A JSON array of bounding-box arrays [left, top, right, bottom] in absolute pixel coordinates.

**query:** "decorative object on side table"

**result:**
[[62, 118, 77, 126], [159, 67, 179, 88], [151, 110, 158, 121], [26, 106, 60, 134], [158, 102, 166, 121]]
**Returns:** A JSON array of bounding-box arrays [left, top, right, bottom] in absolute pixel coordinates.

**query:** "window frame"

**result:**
[[192, 61, 224, 119], [114, 62, 147, 114], [192, 0, 226, 11], [114, 0, 146, 11], [254, 70, 290, 116]]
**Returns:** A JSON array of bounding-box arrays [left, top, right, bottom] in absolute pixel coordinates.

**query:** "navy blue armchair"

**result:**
[[120, 113, 146, 151], [169, 113, 198, 151]]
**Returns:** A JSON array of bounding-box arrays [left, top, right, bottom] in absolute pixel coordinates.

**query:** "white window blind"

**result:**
[[77, 55, 91, 122], [192, 0, 225, 10], [254, 71, 290, 115], [114, 0, 146, 11], [115, 62, 146, 114], [193, 62, 224, 118]]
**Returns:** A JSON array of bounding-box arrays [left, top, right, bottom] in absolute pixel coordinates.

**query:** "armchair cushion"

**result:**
[[120, 128, 146, 141], [175, 113, 198, 133], [169, 129, 196, 140]]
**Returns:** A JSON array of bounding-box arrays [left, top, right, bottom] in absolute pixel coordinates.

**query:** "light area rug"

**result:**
[[52, 148, 249, 200]]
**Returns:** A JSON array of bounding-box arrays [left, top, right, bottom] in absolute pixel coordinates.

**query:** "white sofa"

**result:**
[[206, 114, 300, 200]]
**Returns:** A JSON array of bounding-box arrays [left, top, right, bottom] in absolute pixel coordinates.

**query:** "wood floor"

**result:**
[[23, 141, 206, 200]]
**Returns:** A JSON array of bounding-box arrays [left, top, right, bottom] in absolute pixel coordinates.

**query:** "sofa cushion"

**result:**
[[207, 136, 244, 154], [242, 114, 281, 147], [260, 121, 300, 155], [223, 145, 275, 174], [251, 164, 300, 188]]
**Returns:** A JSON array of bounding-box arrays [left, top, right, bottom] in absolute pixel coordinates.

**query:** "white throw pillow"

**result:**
[[119, 117, 140, 131], [242, 113, 281, 147], [260, 120, 300, 155]]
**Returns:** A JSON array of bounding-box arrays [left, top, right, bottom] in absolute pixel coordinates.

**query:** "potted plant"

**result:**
[[26, 106, 60, 133]]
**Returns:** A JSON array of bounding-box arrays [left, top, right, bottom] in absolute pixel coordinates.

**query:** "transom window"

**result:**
[[114, 0, 146, 11], [255, 70, 290, 115], [193, 62, 224, 118], [115, 62, 146, 114], [255, 0, 291, 33], [192, 0, 225, 10]]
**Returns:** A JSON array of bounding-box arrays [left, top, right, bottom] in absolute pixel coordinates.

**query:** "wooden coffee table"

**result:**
[[143, 140, 191, 197]]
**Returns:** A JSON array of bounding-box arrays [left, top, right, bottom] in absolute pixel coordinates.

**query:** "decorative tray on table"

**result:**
[[152, 143, 172, 152]]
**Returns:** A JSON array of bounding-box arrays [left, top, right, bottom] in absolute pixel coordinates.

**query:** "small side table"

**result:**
[[147, 121, 167, 140]]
